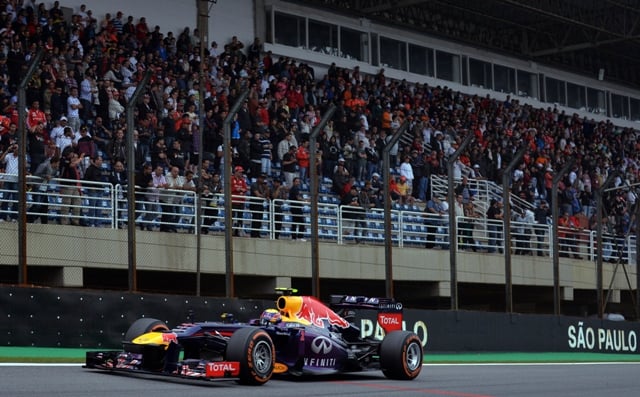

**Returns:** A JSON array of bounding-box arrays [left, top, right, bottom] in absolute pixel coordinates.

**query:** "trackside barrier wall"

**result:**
[[1, 286, 638, 354]]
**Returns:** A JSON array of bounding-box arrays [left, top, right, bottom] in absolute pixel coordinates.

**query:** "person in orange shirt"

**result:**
[[558, 211, 581, 259], [296, 140, 310, 183], [381, 104, 392, 130]]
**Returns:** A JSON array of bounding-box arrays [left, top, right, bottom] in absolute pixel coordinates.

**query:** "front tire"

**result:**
[[379, 330, 423, 380], [226, 327, 274, 385], [123, 318, 169, 342]]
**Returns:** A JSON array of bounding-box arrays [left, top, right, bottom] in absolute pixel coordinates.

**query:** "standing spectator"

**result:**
[[399, 155, 414, 195], [249, 173, 270, 237], [109, 160, 127, 187], [559, 211, 582, 259], [83, 155, 109, 226], [59, 151, 85, 226], [230, 165, 248, 236], [341, 185, 364, 240], [533, 199, 551, 256], [108, 128, 126, 164], [76, 125, 96, 160], [281, 145, 298, 187], [91, 116, 112, 152], [296, 140, 310, 183], [423, 195, 446, 249], [26, 100, 47, 132], [79, 72, 96, 122], [453, 194, 466, 250], [135, 163, 155, 231], [260, 130, 273, 176], [27, 156, 60, 224], [355, 139, 368, 182], [486, 198, 504, 253], [515, 207, 535, 255], [66, 87, 83, 133], [200, 171, 222, 234], [163, 165, 184, 232], [27, 123, 47, 173], [249, 131, 263, 177], [0, 142, 19, 221], [271, 178, 288, 239], [288, 177, 307, 240], [462, 200, 480, 251]]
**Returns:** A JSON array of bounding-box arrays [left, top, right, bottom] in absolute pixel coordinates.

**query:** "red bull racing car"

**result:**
[[85, 289, 423, 385]]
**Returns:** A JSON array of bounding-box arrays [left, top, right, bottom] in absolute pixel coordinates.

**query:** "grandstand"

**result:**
[[0, 0, 638, 319]]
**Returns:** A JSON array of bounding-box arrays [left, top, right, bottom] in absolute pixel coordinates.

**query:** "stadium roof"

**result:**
[[292, 0, 640, 89]]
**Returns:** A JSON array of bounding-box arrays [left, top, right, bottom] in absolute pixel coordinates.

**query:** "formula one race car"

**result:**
[[85, 289, 423, 385]]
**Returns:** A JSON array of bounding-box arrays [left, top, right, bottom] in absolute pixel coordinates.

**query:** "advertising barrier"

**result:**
[[1, 286, 638, 354]]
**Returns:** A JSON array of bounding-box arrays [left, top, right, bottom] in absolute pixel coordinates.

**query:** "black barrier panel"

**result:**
[[0, 287, 270, 348], [2, 286, 639, 354], [352, 310, 640, 354]]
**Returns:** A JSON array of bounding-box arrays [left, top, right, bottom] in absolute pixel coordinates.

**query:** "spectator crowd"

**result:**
[[0, 0, 637, 245]]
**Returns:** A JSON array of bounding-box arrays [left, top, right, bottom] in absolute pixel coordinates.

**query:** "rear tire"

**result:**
[[124, 318, 169, 342], [226, 327, 274, 385], [379, 330, 423, 380]]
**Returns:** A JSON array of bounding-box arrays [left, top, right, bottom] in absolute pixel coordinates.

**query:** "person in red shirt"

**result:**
[[27, 100, 48, 136], [230, 165, 248, 236], [558, 211, 581, 259], [296, 140, 310, 183], [0, 114, 11, 136]]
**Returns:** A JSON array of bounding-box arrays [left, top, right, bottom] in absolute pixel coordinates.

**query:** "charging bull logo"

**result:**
[[278, 296, 350, 329]]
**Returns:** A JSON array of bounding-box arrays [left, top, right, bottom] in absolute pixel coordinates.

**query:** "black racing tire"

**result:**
[[123, 318, 170, 342], [379, 330, 423, 380], [226, 327, 275, 385]]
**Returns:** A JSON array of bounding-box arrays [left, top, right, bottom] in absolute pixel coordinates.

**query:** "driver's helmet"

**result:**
[[260, 308, 282, 325]]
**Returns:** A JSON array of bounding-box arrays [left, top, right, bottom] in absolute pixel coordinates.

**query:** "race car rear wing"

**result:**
[[329, 295, 404, 334]]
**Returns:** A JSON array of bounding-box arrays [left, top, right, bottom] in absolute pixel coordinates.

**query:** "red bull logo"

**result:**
[[278, 296, 350, 329]]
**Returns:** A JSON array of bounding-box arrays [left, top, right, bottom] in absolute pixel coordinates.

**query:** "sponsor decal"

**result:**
[[311, 335, 333, 354], [377, 313, 403, 333], [161, 332, 177, 344], [361, 319, 428, 347], [568, 321, 637, 352], [303, 357, 337, 367], [205, 361, 240, 377], [273, 362, 288, 373], [378, 302, 403, 312]]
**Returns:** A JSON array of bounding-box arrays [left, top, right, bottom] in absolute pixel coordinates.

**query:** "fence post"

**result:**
[[17, 49, 44, 286], [501, 145, 527, 313], [222, 89, 250, 298], [551, 158, 575, 316], [382, 121, 409, 299], [309, 104, 336, 298]]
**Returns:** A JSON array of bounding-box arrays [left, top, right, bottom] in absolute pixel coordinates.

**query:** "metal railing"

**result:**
[[1, 173, 637, 263], [430, 174, 535, 216]]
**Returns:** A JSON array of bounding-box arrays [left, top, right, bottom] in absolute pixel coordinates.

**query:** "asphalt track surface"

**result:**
[[2, 362, 640, 397]]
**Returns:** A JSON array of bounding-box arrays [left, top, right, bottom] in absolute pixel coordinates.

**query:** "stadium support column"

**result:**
[[382, 121, 408, 299], [502, 145, 527, 314], [17, 49, 43, 286], [595, 171, 620, 319], [309, 104, 336, 299], [636, 199, 640, 320], [126, 70, 152, 293], [551, 158, 575, 316], [195, 0, 212, 297], [446, 131, 473, 311], [222, 89, 250, 298]]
